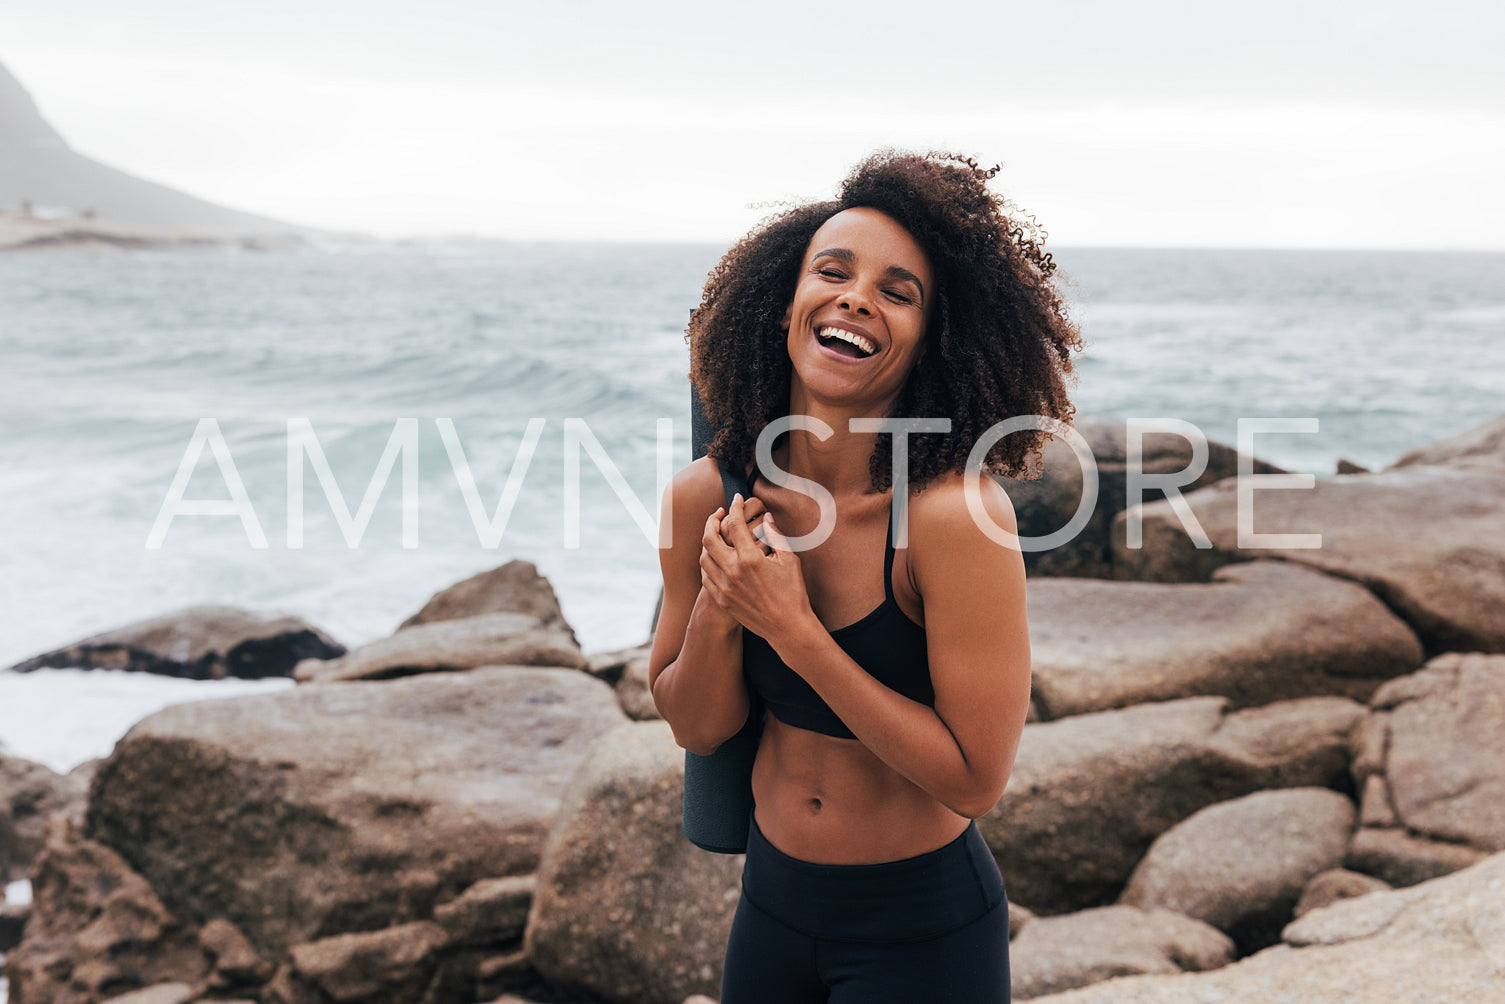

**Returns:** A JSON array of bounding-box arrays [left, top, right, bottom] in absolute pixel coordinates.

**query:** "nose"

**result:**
[[838, 286, 875, 316]]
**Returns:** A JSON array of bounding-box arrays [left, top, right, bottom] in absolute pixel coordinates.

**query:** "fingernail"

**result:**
[[733, 493, 742, 504]]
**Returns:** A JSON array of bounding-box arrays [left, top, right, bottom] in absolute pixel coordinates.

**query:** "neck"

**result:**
[[775, 387, 895, 496]]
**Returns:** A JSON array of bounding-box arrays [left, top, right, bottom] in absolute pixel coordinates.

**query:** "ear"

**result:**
[[780, 301, 792, 332]]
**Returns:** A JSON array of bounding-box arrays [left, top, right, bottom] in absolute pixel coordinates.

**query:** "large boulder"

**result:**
[[6, 606, 344, 679], [4, 818, 211, 1004], [399, 560, 575, 641], [1349, 652, 1505, 881], [527, 721, 744, 1004], [1, 752, 90, 883], [1024, 849, 1505, 1004], [1118, 788, 1355, 953], [1110, 464, 1505, 653], [84, 667, 626, 957], [980, 696, 1364, 913], [293, 612, 586, 684], [1027, 560, 1422, 718], [1390, 411, 1505, 472], [1008, 905, 1234, 999], [1004, 416, 1284, 579]]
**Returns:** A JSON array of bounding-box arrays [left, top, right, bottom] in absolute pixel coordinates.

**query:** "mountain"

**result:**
[[0, 59, 309, 236]]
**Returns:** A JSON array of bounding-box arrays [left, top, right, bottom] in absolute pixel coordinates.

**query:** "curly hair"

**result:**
[[688, 149, 1082, 490]]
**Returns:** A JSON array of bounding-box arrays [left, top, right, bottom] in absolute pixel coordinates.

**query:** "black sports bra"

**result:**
[[739, 470, 933, 741]]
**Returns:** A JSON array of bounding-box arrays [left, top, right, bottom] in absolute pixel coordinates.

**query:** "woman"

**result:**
[[649, 151, 1080, 1003]]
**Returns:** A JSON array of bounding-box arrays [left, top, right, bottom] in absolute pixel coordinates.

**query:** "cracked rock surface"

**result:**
[[1024, 850, 1505, 1003]]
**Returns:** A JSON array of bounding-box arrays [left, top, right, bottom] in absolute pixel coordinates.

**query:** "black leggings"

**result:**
[[721, 816, 1010, 1003]]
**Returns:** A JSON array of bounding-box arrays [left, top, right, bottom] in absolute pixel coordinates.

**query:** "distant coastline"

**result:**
[[0, 210, 308, 252]]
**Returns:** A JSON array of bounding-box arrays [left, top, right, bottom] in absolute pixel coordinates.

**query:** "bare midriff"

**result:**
[[751, 712, 970, 865]]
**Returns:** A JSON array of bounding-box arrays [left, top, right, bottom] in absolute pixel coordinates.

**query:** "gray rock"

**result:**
[[980, 696, 1363, 913], [1355, 652, 1505, 854], [198, 916, 273, 990], [1010, 902, 1037, 940], [1344, 826, 1488, 887], [4, 817, 211, 1004], [1025, 851, 1505, 1003], [84, 667, 626, 957], [474, 948, 536, 1000], [527, 721, 744, 1004], [400, 560, 575, 641], [1, 751, 89, 883], [585, 643, 652, 687], [98, 984, 198, 1004], [1004, 416, 1284, 579], [285, 922, 449, 1004], [1027, 560, 1422, 718], [6, 604, 344, 679], [1293, 868, 1390, 919], [1391, 411, 1505, 472], [1009, 905, 1234, 999], [434, 875, 534, 948], [294, 612, 585, 684], [1119, 788, 1355, 953], [1110, 464, 1505, 653], [616, 654, 661, 721]]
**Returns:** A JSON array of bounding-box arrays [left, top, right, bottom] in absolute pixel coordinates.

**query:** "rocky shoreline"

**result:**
[[3, 412, 1504, 1004]]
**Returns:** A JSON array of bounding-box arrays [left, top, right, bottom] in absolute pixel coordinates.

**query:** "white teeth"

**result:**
[[818, 326, 875, 357]]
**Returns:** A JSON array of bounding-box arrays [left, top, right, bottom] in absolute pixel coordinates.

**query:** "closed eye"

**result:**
[[817, 267, 847, 280], [885, 289, 914, 304]]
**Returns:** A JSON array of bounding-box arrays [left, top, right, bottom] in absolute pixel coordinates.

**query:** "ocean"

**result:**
[[1, 243, 1502, 780]]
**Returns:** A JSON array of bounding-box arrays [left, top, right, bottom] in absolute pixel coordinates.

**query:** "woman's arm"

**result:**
[[647, 457, 756, 756], [713, 471, 1031, 818]]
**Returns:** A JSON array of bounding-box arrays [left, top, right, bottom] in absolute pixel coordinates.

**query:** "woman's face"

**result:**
[[781, 207, 934, 412]]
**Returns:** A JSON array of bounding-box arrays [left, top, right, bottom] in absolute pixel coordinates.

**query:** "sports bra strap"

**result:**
[[717, 458, 755, 510], [883, 502, 899, 605]]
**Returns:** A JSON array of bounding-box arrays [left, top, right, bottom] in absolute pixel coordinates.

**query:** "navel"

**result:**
[[807, 797, 823, 815]]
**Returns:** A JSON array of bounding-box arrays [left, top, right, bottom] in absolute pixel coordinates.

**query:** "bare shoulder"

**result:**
[[908, 469, 1019, 540], [666, 455, 730, 522], [904, 469, 1022, 597]]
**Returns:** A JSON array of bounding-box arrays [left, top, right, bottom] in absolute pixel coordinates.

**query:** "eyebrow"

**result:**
[[811, 247, 927, 303]]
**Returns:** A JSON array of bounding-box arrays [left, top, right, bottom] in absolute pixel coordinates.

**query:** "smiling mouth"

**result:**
[[816, 325, 876, 358]]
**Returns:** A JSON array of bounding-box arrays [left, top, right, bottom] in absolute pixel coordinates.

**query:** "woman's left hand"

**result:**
[[699, 494, 813, 642]]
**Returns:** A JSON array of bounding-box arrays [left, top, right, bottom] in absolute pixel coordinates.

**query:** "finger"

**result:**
[[749, 513, 772, 552], [760, 513, 796, 554], [702, 508, 732, 552], [699, 552, 726, 600], [721, 493, 763, 554]]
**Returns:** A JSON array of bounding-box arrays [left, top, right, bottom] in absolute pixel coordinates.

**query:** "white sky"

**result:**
[[2, 0, 1502, 247]]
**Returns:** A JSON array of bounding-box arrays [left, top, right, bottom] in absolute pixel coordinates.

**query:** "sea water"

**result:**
[[0, 243, 1502, 776]]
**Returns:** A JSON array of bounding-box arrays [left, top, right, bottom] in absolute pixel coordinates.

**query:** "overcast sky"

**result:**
[[3, 0, 1502, 246]]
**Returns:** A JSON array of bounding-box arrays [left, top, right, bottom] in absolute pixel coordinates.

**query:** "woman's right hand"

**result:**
[[697, 496, 768, 630], [699, 493, 819, 647]]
